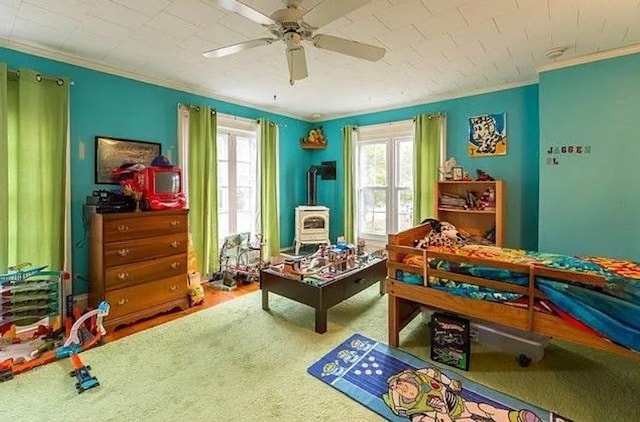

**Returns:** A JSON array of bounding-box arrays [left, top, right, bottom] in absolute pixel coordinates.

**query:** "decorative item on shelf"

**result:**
[[452, 167, 463, 181], [478, 188, 496, 210], [475, 169, 495, 181], [439, 157, 458, 180], [300, 127, 327, 149], [468, 113, 507, 157], [462, 171, 472, 181]]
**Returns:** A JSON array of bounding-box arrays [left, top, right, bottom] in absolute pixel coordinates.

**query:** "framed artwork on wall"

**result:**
[[468, 113, 507, 157], [95, 136, 161, 184]]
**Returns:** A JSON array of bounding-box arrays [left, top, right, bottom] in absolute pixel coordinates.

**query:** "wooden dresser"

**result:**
[[88, 210, 190, 333]]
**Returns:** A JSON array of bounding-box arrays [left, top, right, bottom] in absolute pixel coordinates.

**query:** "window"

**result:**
[[355, 121, 415, 242], [217, 116, 259, 246]]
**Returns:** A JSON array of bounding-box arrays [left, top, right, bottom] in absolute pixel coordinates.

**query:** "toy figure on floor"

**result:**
[[383, 367, 543, 422]]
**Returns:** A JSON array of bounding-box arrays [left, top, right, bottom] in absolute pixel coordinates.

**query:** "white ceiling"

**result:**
[[1, 0, 640, 120]]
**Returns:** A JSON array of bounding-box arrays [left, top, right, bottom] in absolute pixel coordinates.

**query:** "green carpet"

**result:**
[[2, 286, 639, 422]]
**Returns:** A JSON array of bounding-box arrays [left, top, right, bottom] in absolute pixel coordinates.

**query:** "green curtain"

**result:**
[[342, 125, 357, 243], [258, 118, 280, 259], [0, 64, 7, 272], [188, 106, 218, 275], [413, 113, 444, 225], [0, 67, 69, 272]]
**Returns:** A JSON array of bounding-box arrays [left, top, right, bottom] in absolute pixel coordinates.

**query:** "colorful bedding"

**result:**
[[400, 244, 640, 353]]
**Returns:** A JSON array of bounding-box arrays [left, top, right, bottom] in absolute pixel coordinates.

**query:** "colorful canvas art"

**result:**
[[468, 113, 507, 157]]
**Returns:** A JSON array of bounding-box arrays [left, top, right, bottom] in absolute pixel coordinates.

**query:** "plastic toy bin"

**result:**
[[422, 307, 550, 363]]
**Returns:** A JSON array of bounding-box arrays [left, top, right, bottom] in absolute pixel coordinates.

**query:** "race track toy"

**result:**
[[55, 301, 109, 393], [69, 353, 99, 393]]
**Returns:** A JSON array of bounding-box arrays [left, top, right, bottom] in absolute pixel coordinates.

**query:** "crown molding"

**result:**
[[0, 39, 309, 122], [316, 78, 539, 122], [536, 42, 640, 74]]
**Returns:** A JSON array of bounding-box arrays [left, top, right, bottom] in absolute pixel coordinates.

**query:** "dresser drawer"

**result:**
[[105, 254, 187, 291], [105, 275, 188, 320], [103, 213, 187, 242], [104, 233, 188, 267]]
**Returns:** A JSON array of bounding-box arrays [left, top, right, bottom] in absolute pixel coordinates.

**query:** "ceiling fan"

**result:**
[[204, 0, 386, 85]]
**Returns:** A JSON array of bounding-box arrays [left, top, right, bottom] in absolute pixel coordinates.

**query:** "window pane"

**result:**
[[374, 189, 386, 212], [236, 162, 251, 186], [218, 187, 228, 212], [361, 188, 374, 211], [218, 212, 229, 244], [397, 140, 413, 188], [218, 161, 228, 187], [397, 188, 413, 231], [359, 143, 387, 186], [217, 134, 228, 160], [237, 187, 253, 212], [237, 211, 254, 234], [236, 136, 252, 162]]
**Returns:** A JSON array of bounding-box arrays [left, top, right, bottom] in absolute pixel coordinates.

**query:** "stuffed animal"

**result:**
[[415, 219, 460, 248], [476, 169, 495, 181], [439, 158, 458, 180]]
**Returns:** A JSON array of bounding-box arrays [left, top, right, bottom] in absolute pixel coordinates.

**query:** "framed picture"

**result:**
[[95, 136, 161, 184], [452, 167, 464, 181], [468, 113, 507, 157]]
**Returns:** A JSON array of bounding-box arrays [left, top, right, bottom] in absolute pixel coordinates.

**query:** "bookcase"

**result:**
[[436, 180, 504, 246]]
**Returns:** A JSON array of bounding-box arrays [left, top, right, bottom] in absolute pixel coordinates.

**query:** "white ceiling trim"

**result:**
[[536, 43, 640, 74], [0, 39, 305, 121], [316, 78, 539, 122]]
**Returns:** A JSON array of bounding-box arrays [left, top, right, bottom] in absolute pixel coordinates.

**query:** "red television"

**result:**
[[134, 166, 187, 211]]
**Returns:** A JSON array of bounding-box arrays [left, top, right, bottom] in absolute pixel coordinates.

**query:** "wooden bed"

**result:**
[[386, 222, 640, 361]]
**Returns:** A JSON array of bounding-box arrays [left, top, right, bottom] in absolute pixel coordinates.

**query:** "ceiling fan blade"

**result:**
[[303, 0, 372, 29], [203, 37, 278, 58], [312, 34, 385, 61], [210, 0, 275, 26], [286, 46, 308, 85]]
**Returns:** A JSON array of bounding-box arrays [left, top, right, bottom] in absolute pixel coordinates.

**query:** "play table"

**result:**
[[260, 257, 387, 333]]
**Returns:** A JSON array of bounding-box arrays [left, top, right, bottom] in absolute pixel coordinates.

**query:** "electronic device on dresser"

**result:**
[[134, 165, 186, 211], [86, 190, 136, 214]]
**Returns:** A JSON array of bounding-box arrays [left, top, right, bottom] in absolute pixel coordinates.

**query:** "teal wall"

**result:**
[[0, 46, 311, 294], [539, 53, 640, 260], [313, 85, 540, 250]]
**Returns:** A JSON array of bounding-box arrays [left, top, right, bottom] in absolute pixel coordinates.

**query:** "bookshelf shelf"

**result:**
[[436, 180, 505, 246], [438, 207, 496, 214]]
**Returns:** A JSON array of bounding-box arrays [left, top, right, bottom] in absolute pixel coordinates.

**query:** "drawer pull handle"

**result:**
[[117, 225, 130, 232], [117, 248, 130, 257], [170, 241, 181, 248], [117, 272, 129, 280], [170, 285, 178, 292], [170, 219, 180, 227], [117, 298, 129, 306], [170, 262, 180, 270]]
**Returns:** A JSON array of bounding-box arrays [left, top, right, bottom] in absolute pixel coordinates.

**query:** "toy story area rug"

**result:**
[[308, 334, 572, 422]]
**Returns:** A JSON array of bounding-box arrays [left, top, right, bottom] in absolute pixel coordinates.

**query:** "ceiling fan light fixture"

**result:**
[[286, 46, 308, 85]]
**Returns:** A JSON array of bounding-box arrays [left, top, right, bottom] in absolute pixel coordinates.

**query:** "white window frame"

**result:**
[[217, 114, 259, 245], [355, 120, 415, 244]]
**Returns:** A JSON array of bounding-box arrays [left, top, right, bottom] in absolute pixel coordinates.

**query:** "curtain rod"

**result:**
[[7, 68, 74, 86], [178, 103, 276, 125]]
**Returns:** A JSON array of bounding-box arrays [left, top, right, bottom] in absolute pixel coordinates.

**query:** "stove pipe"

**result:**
[[306, 166, 319, 206]]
